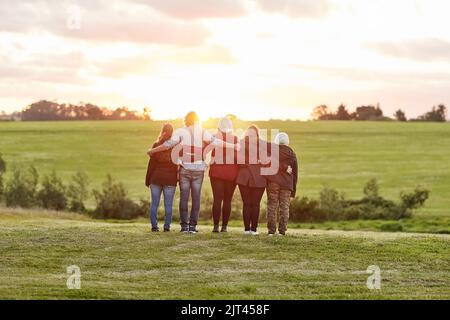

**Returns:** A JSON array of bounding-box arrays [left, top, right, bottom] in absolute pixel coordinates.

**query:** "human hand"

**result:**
[[286, 165, 293, 175]]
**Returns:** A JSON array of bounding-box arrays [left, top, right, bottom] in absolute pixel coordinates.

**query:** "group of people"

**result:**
[[145, 111, 298, 235]]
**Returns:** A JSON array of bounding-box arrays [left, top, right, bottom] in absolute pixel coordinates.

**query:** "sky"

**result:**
[[1, 0, 450, 120]]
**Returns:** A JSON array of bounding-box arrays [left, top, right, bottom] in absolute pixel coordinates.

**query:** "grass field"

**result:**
[[0, 120, 449, 220], [0, 209, 449, 300]]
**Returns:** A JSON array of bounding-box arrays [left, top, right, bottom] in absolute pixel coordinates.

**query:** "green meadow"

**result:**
[[0, 209, 448, 299], [0, 120, 449, 220]]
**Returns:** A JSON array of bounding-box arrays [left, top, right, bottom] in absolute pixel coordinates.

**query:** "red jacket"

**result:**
[[209, 132, 238, 182]]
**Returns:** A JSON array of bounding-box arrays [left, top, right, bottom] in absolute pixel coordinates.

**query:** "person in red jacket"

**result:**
[[209, 117, 239, 233]]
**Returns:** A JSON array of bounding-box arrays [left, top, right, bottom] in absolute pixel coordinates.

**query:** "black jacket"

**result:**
[[236, 138, 270, 188], [145, 142, 178, 187], [265, 145, 298, 197]]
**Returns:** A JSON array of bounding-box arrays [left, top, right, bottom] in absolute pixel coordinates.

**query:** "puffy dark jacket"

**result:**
[[145, 142, 178, 187], [265, 144, 298, 197], [236, 138, 270, 188]]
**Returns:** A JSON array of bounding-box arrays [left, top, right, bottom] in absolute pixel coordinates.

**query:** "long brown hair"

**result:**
[[156, 123, 173, 145], [243, 124, 261, 163]]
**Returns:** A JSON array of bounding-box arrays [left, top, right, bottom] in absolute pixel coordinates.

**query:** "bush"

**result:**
[[400, 187, 430, 210], [92, 175, 144, 219], [5, 165, 39, 208], [319, 187, 346, 220], [0, 153, 6, 200], [67, 171, 90, 212], [37, 171, 68, 211], [289, 179, 430, 222], [290, 197, 325, 222]]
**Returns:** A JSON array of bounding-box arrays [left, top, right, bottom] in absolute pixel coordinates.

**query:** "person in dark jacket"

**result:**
[[236, 125, 270, 235], [209, 117, 239, 233], [266, 132, 298, 235], [145, 123, 178, 232]]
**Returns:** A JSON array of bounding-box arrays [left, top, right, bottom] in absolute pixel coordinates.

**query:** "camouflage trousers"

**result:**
[[266, 182, 291, 235]]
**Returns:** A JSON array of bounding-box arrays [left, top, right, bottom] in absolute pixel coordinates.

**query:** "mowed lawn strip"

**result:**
[[0, 210, 449, 299]]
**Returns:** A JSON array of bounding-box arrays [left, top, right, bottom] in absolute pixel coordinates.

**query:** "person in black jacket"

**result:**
[[146, 123, 178, 232], [236, 125, 271, 235], [266, 132, 298, 235]]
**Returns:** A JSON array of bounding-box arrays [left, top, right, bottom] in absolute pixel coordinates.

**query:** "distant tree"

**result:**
[[84, 103, 104, 120], [417, 104, 447, 122], [312, 105, 334, 120], [394, 109, 407, 122], [352, 104, 385, 121], [142, 107, 151, 120], [336, 104, 351, 120], [22, 100, 61, 121], [20, 100, 150, 121]]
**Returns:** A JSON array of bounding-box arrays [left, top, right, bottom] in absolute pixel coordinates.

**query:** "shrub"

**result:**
[[319, 187, 345, 220], [363, 178, 379, 199], [37, 171, 68, 211], [67, 171, 90, 212], [289, 197, 325, 222], [0, 153, 6, 200], [400, 187, 430, 210], [5, 165, 39, 208], [92, 175, 143, 219], [289, 179, 430, 223]]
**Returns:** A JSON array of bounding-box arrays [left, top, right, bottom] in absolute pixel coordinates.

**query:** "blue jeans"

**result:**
[[179, 167, 204, 230], [150, 185, 176, 230]]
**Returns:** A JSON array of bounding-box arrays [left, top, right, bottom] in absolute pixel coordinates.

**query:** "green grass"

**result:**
[[0, 120, 449, 220], [0, 209, 449, 299]]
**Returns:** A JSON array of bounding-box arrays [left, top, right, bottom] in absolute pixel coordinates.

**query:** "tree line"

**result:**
[[15, 100, 151, 121], [312, 103, 448, 122]]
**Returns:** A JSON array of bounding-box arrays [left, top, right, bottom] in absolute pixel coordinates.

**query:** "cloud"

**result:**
[[367, 38, 450, 62], [0, 0, 209, 46], [98, 45, 235, 78], [0, 51, 88, 84], [132, 0, 247, 20], [295, 64, 450, 86], [255, 0, 331, 18]]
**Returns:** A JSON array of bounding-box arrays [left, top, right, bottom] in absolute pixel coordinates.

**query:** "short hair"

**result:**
[[184, 111, 199, 127]]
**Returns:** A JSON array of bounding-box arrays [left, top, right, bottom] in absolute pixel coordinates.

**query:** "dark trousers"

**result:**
[[238, 185, 265, 232], [210, 177, 237, 226]]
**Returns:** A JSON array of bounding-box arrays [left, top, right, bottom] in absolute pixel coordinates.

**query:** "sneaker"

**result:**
[[164, 228, 170, 232], [180, 228, 189, 233], [268, 233, 275, 236], [279, 232, 286, 236], [189, 226, 198, 234], [244, 230, 252, 235], [212, 224, 220, 233], [251, 231, 259, 236], [221, 226, 228, 233], [151, 228, 159, 232]]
